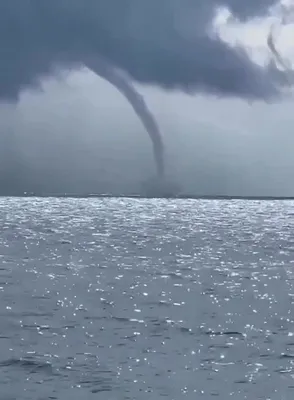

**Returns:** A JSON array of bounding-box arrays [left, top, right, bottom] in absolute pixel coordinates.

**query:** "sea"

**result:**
[[0, 197, 294, 400]]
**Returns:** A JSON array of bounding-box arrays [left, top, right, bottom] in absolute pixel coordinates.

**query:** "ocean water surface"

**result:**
[[0, 197, 294, 399]]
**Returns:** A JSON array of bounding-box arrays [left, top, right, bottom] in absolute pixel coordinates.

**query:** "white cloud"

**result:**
[[215, 0, 294, 67]]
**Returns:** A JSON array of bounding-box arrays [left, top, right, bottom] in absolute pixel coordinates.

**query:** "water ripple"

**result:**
[[0, 198, 294, 399]]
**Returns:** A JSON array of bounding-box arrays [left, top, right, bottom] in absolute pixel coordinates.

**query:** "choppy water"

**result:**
[[1, 198, 294, 399]]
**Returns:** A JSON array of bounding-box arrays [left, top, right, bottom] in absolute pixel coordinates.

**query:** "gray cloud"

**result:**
[[0, 0, 284, 101]]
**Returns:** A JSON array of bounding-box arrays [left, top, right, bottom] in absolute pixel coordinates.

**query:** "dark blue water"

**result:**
[[1, 198, 294, 399]]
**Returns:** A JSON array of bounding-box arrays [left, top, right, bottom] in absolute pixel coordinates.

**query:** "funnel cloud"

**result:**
[[85, 58, 164, 177], [0, 0, 288, 188]]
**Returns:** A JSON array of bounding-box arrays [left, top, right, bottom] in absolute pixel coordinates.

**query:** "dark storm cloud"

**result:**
[[0, 0, 283, 102]]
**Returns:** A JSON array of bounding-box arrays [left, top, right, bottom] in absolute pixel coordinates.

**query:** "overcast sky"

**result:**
[[1, 1, 294, 196]]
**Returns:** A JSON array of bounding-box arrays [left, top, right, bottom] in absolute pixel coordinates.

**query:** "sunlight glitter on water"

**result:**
[[0, 198, 294, 399]]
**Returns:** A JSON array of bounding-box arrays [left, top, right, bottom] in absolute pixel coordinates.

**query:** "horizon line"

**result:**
[[1, 193, 294, 201]]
